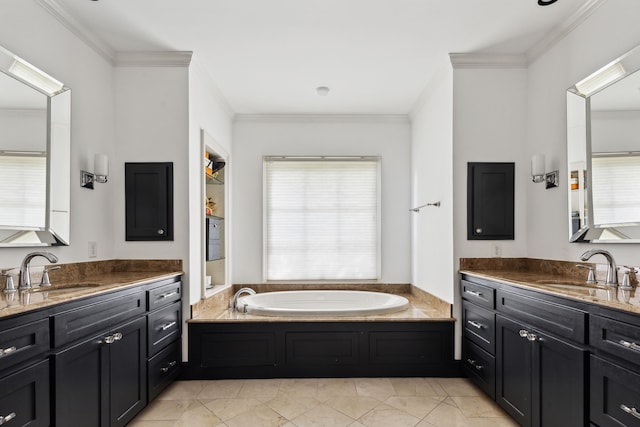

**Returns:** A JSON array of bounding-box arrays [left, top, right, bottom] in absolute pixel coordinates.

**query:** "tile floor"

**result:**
[[129, 377, 518, 427]]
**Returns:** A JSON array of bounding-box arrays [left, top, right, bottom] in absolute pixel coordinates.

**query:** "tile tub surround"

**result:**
[[0, 259, 183, 317], [129, 377, 517, 427], [460, 257, 640, 315], [190, 284, 452, 323]]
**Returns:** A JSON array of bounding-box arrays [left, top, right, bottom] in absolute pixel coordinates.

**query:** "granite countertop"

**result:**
[[460, 258, 640, 316], [0, 259, 183, 319], [189, 284, 454, 323]]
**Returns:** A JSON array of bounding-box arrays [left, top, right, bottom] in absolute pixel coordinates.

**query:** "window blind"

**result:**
[[264, 157, 379, 281], [0, 154, 46, 229], [592, 154, 640, 225]]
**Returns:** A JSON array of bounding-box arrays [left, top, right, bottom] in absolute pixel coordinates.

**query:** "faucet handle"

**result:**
[[1, 270, 17, 293], [576, 264, 597, 284], [40, 266, 61, 287]]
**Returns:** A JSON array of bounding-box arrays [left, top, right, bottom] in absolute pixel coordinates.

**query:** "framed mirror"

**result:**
[[566, 44, 640, 243], [0, 44, 71, 246]]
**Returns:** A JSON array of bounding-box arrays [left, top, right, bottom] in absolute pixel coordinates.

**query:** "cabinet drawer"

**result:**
[[148, 340, 181, 401], [496, 289, 586, 343], [148, 301, 181, 357], [463, 338, 495, 399], [462, 300, 495, 354], [54, 290, 146, 347], [148, 281, 181, 312], [0, 318, 49, 373], [590, 355, 640, 427], [461, 279, 495, 309], [0, 360, 50, 427], [590, 315, 640, 367]]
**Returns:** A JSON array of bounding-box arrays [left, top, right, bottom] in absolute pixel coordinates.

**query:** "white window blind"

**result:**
[[264, 157, 380, 281], [0, 154, 46, 229], [592, 154, 640, 225]]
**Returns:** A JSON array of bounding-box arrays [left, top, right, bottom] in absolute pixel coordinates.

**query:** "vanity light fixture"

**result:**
[[575, 62, 626, 97], [81, 154, 109, 189], [531, 154, 559, 189], [8, 57, 64, 96]]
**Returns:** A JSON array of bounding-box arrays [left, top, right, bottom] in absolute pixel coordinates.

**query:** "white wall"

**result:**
[[410, 64, 455, 303], [0, 0, 116, 270], [232, 116, 412, 284], [526, 0, 640, 265]]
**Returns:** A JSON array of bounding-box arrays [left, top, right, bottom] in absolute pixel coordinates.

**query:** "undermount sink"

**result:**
[[28, 283, 103, 293]]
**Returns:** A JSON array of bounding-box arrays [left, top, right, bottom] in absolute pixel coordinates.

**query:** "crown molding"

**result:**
[[35, 0, 115, 64], [114, 51, 193, 67], [234, 114, 410, 124], [449, 53, 528, 69], [526, 0, 608, 63]]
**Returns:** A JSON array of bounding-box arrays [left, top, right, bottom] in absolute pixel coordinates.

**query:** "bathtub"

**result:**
[[236, 290, 410, 316]]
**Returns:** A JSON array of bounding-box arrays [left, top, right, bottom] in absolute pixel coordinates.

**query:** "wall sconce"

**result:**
[[531, 154, 559, 189], [81, 154, 109, 190]]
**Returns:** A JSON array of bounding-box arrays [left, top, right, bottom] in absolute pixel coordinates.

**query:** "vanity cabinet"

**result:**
[[461, 274, 588, 427]]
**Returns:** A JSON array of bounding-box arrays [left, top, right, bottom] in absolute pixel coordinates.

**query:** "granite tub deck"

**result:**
[[0, 259, 183, 318], [460, 257, 640, 315], [189, 283, 454, 322]]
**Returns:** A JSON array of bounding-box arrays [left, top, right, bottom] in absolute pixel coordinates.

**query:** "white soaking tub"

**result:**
[[236, 290, 409, 317]]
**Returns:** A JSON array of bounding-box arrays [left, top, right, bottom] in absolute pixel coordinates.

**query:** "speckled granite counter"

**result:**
[[460, 257, 640, 316], [0, 259, 183, 318], [189, 283, 453, 322]]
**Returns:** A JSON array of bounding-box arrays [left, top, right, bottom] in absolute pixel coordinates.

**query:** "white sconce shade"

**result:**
[[531, 154, 545, 183], [94, 154, 109, 182]]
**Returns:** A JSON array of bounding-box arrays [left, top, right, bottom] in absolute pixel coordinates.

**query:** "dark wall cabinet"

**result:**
[[125, 162, 174, 241], [467, 162, 514, 240], [0, 275, 182, 427]]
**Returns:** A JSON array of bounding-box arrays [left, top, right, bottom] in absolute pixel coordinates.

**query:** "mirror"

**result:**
[[0, 45, 70, 246], [567, 44, 640, 243]]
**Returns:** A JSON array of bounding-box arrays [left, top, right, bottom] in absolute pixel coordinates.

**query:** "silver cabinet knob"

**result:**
[[476, 228, 482, 233], [157, 229, 165, 235]]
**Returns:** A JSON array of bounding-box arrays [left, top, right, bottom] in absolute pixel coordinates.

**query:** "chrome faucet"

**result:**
[[233, 287, 256, 312], [580, 249, 618, 287], [19, 251, 59, 290]]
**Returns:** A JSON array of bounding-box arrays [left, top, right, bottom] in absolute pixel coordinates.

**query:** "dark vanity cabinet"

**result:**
[[461, 275, 588, 427], [0, 275, 182, 427]]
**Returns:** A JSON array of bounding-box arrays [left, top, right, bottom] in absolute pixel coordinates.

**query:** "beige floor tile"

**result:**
[[451, 395, 508, 418], [354, 378, 396, 400], [435, 378, 483, 397], [134, 399, 193, 421], [421, 401, 471, 427], [278, 378, 319, 398], [267, 394, 320, 420], [323, 395, 380, 419], [292, 404, 355, 426], [463, 417, 521, 427], [422, 379, 449, 397], [348, 422, 367, 427], [204, 397, 263, 420], [317, 378, 358, 401], [237, 379, 282, 399], [441, 397, 458, 407], [389, 377, 426, 396], [156, 380, 204, 400], [358, 403, 421, 427], [384, 395, 443, 419], [128, 421, 175, 427], [198, 379, 245, 399], [225, 403, 289, 427], [173, 401, 225, 427]]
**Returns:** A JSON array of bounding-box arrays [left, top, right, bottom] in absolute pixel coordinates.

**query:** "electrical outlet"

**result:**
[[491, 243, 502, 257], [88, 241, 97, 258]]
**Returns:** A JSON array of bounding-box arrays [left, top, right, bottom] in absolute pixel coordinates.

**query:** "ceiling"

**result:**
[[48, 0, 593, 115]]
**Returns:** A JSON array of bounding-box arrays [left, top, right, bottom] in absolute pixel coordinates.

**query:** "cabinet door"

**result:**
[[467, 162, 514, 240], [55, 332, 109, 427], [496, 315, 532, 427], [110, 316, 147, 427], [532, 328, 586, 427], [0, 360, 50, 427], [125, 162, 173, 241]]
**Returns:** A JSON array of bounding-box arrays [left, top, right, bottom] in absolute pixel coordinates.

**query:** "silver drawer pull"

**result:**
[[0, 346, 17, 357], [620, 404, 640, 420], [161, 360, 177, 373], [526, 333, 540, 342], [467, 320, 485, 330], [464, 290, 482, 298], [161, 321, 177, 331], [112, 332, 123, 341], [159, 291, 178, 299], [0, 412, 16, 424], [466, 358, 483, 371], [519, 329, 529, 338], [104, 335, 115, 344], [619, 340, 640, 352]]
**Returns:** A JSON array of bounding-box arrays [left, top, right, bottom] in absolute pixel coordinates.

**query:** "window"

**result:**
[[0, 153, 46, 229], [264, 157, 380, 281], [592, 153, 640, 225]]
